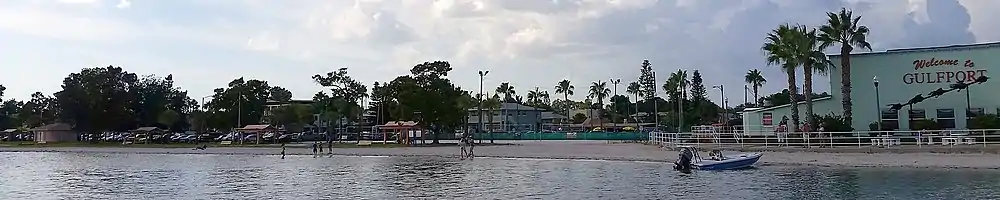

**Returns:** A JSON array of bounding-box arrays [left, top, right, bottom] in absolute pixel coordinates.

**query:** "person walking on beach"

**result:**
[[280, 143, 286, 159], [466, 134, 475, 159], [312, 142, 318, 158], [327, 140, 333, 157], [459, 134, 469, 159]]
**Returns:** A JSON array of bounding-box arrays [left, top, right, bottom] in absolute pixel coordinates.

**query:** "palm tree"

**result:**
[[819, 8, 872, 126], [588, 81, 611, 125], [663, 70, 689, 102], [555, 80, 574, 121], [762, 24, 802, 132], [527, 89, 541, 106], [626, 81, 641, 123], [745, 69, 767, 106], [793, 26, 834, 131], [484, 93, 501, 143], [495, 82, 516, 103]]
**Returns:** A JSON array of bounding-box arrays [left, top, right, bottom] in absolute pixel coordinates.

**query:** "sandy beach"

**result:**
[[3, 140, 1000, 169]]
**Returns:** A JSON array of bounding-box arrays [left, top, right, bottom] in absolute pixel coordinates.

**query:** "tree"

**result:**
[[663, 70, 689, 102], [554, 80, 574, 116], [745, 69, 767, 106], [389, 61, 466, 144], [689, 70, 707, 103], [638, 60, 656, 99], [819, 7, 872, 127], [762, 24, 803, 132], [626, 82, 641, 123], [268, 87, 293, 102], [312, 68, 369, 138], [158, 110, 180, 128], [791, 26, 834, 131], [269, 104, 314, 132], [0, 99, 23, 130], [204, 77, 277, 130], [572, 113, 587, 124], [495, 82, 516, 103], [588, 81, 610, 112]]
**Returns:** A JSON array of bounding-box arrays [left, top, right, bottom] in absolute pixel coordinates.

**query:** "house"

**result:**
[[31, 123, 77, 143], [467, 103, 547, 132]]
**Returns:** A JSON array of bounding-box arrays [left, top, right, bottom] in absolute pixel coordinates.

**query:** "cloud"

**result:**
[[116, 0, 131, 9], [2, 0, 1000, 104]]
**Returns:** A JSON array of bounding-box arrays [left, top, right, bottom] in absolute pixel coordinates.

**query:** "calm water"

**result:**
[[1, 152, 1000, 200]]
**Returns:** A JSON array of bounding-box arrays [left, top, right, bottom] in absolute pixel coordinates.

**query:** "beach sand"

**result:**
[[3, 140, 1000, 169]]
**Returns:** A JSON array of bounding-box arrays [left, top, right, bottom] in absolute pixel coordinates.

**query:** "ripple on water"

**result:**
[[3, 152, 1000, 199]]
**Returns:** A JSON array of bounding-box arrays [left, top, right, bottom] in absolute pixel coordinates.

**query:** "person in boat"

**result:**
[[708, 150, 724, 161]]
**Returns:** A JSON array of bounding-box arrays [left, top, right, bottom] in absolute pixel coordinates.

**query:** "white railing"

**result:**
[[647, 129, 1000, 149]]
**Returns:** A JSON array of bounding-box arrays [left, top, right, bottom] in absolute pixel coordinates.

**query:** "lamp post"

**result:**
[[744, 85, 749, 106], [478, 70, 489, 143], [652, 71, 659, 131], [713, 85, 728, 123], [610, 78, 621, 132], [874, 76, 881, 131], [678, 81, 684, 132]]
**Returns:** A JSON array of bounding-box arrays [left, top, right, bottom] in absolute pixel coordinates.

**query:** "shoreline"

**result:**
[[4, 142, 1000, 169]]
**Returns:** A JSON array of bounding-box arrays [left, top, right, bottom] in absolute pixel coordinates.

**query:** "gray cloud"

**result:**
[[896, 0, 976, 48]]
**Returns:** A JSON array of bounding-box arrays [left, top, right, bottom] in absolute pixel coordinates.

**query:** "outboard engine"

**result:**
[[674, 149, 693, 170]]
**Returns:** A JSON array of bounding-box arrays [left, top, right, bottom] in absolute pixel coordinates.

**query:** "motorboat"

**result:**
[[674, 146, 762, 171]]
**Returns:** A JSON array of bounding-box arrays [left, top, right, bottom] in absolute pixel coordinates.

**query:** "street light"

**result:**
[[478, 70, 489, 143], [874, 76, 881, 131], [743, 85, 749, 106], [610, 78, 621, 132], [712, 85, 728, 124]]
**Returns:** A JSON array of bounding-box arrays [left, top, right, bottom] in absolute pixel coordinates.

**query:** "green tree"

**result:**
[[269, 104, 314, 132], [495, 82, 516, 103], [158, 110, 180, 128], [204, 77, 276, 130], [588, 81, 610, 112], [638, 60, 656, 99], [819, 8, 872, 127], [792, 26, 834, 131], [689, 70, 707, 103], [625, 82, 641, 121], [268, 87, 293, 102], [389, 61, 467, 144], [663, 70, 688, 102], [554, 80, 574, 116], [745, 69, 767, 106], [762, 24, 803, 132], [312, 68, 369, 137]]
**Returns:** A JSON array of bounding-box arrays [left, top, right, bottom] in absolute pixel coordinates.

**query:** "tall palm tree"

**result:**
[[745, 69, 767, 106], [793, 26, 834, 131], [539, 91, 551, 106], [495, 82, 516, 103], [527, 89, 541, 106], [588, 81, 611, 124], [626, 81, 641, 123], [663, 70, 689, 102], [555, 80, 574, 121], [819, 8, 872, 126], [762, 24, 802, 132]]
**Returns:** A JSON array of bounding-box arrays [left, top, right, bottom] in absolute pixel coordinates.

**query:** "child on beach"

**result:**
[[312, 142, 318, 158]]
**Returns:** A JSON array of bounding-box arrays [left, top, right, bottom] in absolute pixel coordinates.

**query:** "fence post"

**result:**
[[984, 130, 988, 148], [856, 132, 861, 148]]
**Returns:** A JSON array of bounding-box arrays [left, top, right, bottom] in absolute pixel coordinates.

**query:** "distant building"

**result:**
[[31, 123, 77, 143], [467, 103, 547, 132]]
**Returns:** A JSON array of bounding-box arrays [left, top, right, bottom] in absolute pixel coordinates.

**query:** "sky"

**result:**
[[1, 0, 998, 106]]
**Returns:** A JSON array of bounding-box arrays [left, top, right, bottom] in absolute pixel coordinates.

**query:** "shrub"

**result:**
[[969, 114, 1000, 129], [811, 113, 853, 133]]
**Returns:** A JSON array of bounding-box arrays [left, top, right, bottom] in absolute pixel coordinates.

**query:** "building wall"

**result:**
[[742, 98, 838, 135], [830, 44, 999, 130], [744, 43, 1000, 131]]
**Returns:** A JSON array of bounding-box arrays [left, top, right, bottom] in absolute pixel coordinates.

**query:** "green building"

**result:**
[[742, 42, 996, 134]]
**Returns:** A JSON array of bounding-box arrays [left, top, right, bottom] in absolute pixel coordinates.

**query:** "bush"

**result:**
[[910, 119, 942, 130], [969, 114, 1000, 129], [811, 113, 853, 132]]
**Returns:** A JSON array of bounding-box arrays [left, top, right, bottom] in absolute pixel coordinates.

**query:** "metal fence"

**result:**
[[647, 129, 1000, 149]]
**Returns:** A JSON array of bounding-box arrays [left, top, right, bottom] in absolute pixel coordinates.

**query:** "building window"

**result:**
[[762, 113, 773, 126], [967, 108, 984, 127], [908, 109, 926, 130], [881, 109, 899, 130], [936, 109, 955, 129]]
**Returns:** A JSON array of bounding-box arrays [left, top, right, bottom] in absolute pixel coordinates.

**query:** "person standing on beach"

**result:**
[[327, 140, 333, 157], [280, 143, 286, 159], [312, 142, 318, 158], [467, 135, 475, 159]]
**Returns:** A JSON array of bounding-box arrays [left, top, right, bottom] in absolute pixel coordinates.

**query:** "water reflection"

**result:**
[[2, 152, 1000, 199]]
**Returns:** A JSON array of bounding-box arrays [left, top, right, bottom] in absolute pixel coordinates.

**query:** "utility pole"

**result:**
[[478, 70, 488, 141], [652, 71, 659, 131], [610, 78, 621, 132]]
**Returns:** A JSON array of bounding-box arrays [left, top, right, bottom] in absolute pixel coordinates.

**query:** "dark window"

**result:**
[[880, 109, 899, 130], [907, 109, 925, 130], [937, 109, 955, 129]]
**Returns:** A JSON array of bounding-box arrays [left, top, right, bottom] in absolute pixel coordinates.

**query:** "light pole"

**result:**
[[678, 80, 684, 132], [744, 85, 749, 106], [713, 85, 728, 124], [652, 71, 659, 131], [610, 78, 621, 132], [478, 70, 489, 143], [874, 76, 881, 131]]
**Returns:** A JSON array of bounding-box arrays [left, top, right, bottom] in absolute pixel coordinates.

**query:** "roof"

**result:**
[[467, 116, 513, 124], [828, 41, 1000, 58], [2, 129, 18, 133], [540, 112, 566, 119], [265, 99, 315, 106], [580, 117, 609, 126], [133, 127, 161, 132], [377, 121, 421, 129], [467, 103, 546, 111], [742, 96, 834, 113], [237, 124, 276, 130], [31, 123, 73, 131]]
